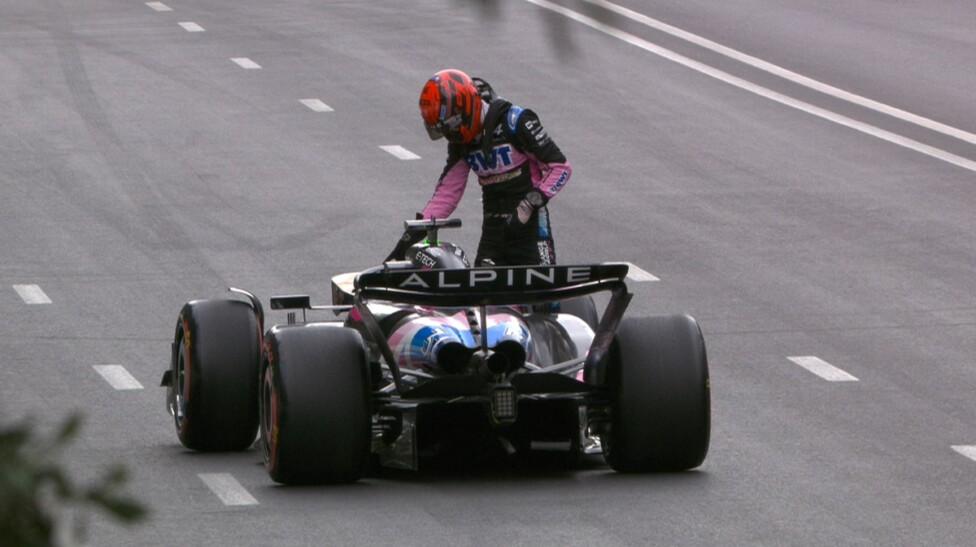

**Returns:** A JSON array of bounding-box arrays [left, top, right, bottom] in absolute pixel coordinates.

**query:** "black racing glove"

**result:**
[[506, 190, 547, 230]]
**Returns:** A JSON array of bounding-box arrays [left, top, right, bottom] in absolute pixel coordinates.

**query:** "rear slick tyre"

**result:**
[[171, 299, 261, 451], [602, 315, 710, 472], [261, 324, 371, 485]]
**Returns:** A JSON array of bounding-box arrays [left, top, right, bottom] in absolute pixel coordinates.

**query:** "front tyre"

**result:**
[[171, 299, 261, 451], [261, 324, 371, 485], [602, 315, 710, 472]]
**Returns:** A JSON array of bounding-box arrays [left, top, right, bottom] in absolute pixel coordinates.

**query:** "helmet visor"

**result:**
[[424, 113, 462, 141]]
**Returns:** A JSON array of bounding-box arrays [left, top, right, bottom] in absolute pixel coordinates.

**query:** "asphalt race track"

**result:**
[[2, 0, 976, 544]]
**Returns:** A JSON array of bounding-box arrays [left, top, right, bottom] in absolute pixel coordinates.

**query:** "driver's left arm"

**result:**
[[513, 110, 572, 201]]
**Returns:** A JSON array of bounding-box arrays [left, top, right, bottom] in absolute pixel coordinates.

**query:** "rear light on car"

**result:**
[[490, 387, 517, 423]]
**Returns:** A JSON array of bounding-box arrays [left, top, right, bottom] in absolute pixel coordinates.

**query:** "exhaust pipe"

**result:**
[[485, 340, 527, 375], [434, 341, 474, 373]]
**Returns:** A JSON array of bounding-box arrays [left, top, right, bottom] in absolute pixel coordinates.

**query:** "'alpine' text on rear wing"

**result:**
[[355, 263, 630, 307]]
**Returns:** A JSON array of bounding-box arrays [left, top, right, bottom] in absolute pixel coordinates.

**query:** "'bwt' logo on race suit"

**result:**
[[465, 145, 517, 173]]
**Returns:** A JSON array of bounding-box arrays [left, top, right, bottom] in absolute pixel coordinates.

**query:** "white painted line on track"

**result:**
[[952, 446, 976, 462], [300, 99, 334, 112], [13, 284, 52, 304], [93, 365, 144, 390], [584, 0, 976, 149], [145, 2, 172, 12], [380, 145, 421, 160], [524, 0, 976, 174], [624, 262, 659, 282], [179, 22, 205, 32], [231, 58, 261, 70], [788, 356, 858, 382], [198, 473, 258, 506]]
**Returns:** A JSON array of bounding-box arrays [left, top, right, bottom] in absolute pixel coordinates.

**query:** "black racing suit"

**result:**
[[413, 99, 572, 266]]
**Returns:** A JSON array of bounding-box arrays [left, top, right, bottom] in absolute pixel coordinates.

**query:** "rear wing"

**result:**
[[354, 263, 630, 307]]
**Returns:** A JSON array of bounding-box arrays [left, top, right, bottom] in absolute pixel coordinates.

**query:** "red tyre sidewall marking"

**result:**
[[177, 316, 192, 435], [263, 341, 279, 470]]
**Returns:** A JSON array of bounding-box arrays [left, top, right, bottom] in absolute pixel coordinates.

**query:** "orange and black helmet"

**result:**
[[419, 69, 484, 143]]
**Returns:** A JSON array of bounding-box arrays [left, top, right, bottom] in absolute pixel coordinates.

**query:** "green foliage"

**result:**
[[0, 413, 147, 547]]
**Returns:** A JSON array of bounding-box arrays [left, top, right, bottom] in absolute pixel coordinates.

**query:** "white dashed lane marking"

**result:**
[[145, 2, 172, 12], [380, 145, 421, 160], [13, 284, 52, 304], [231, 57, 261, 69], [93, 365, 144, 390], [624, 262, 659, 282], [198, 473, 259, 506], [300, 99, 334, 112], [788, 356, 858, 382], [952, 446, 976, 462], [179, 22, 205, 32]]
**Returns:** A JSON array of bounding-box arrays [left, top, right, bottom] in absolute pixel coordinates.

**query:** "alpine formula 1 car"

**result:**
[[161, 218, 710, 484]]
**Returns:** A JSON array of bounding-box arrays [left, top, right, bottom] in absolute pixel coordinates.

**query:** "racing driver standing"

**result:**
[[387, 69, 572, 267]]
